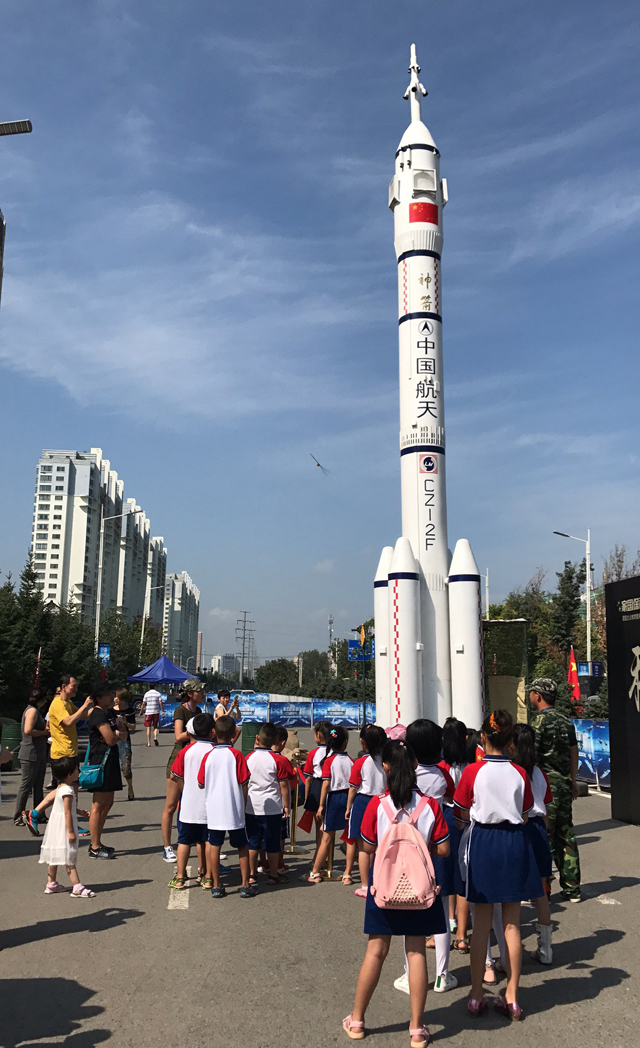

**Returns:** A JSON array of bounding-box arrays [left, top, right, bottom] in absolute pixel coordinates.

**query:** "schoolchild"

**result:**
[[511, 723, 554, 964], [393, 719, 457, 996], [168, 713, 215, 891], [271, 724, 298, 871], [38, 756, 96, 898], [308, 726, 353, 883], [302, 720, 332, 863], [345, 725, 387, 896], [440, 717, 472, 951], [453, 709, 542, 1020], [343, 740, 450, 1046], [245, 722, 290, 887], [197, 714, 255, 899]]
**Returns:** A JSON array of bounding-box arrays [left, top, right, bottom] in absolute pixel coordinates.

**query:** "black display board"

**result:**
[[605, 575, 640, 824]]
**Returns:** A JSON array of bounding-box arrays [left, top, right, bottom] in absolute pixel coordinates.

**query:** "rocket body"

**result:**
[[373, 545, 394, 728], [390, 65, 451, 723], [373, 46, 485, 729]]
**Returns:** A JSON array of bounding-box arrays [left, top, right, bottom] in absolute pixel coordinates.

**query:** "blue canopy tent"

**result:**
[[127, 655, 198, 685]]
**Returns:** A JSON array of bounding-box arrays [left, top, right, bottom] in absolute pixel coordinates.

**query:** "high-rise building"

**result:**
[[30, 448, 176, 631], [210, 655, 223, 674], [220, 653, 240, 678], [163, 572, 200, 668]]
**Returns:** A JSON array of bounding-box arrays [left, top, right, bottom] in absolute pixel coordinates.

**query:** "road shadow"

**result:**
[[0, 907, 143, 951], [1, 976, 110, 1048], [574, 817, 625, 835], [582, 874, 640, 898], [81, 879, 152, 892]]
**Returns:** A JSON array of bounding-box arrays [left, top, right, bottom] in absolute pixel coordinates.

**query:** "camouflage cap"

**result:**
[[181, 677, 205, 693], [529, 678, 557, 700]]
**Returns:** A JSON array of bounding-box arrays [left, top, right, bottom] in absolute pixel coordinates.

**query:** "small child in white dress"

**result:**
[[39, 756, 95, 898]]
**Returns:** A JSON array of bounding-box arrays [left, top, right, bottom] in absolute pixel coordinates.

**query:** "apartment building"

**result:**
[[163, 571, 200, 668]]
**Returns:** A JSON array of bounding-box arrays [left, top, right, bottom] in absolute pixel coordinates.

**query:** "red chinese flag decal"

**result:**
[[409, 202, 438, 224]]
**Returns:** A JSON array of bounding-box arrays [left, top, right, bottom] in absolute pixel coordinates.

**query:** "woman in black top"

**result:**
[[115, 687, 137, 801], [86, 681, 128, 859], [14, 687, 50, 825]]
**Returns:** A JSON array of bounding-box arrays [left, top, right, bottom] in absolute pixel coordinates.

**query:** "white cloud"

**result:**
[[313, 559, 335, 574], [208, 608, 238, 622]]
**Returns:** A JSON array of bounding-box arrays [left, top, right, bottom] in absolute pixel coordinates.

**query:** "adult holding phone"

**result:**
[[214, 689, 241, 743], [86, 681, 128, 859]]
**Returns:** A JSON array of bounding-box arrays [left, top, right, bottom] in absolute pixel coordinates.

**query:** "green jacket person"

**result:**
[[529, 678, 581, 902]]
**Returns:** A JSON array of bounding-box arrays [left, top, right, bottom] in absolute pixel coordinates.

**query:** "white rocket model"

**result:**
[[374, 45, 485, 729]]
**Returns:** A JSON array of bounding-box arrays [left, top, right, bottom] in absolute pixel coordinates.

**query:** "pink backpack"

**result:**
[[370, 795, 440, 910]]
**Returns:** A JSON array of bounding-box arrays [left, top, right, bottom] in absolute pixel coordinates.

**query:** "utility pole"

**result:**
[[235, 611, 254, 686], [298, 653, 303, 688], [328, 614, 334, 649]]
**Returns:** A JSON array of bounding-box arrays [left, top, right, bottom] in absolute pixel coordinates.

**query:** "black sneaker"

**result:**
[[239, 884, 258, 899], [154, 739, 159, 746], [88, 846, 115, 860], [210, 886, 226, 898], [102, 844, 116, 854]]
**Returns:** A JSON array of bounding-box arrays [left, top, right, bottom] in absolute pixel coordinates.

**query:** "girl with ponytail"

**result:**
[[453, 710, 542, 1021], [342, 740, 450, 1046]]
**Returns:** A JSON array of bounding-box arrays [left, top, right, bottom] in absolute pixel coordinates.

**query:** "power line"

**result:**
[[235, 611, 255, 686]]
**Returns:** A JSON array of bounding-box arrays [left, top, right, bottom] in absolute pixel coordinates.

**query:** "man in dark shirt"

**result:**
[[530, 678, 581, 902]]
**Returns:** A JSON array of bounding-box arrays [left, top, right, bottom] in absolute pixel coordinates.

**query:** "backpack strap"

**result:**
[[407, 793, 431, 826], [81, 740, 91, 768], [380, 796, 400, 823]]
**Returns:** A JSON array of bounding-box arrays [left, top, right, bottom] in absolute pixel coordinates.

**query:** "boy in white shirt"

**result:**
[[168, 713, 215, 890], [245, 722, 291, 886], [197, 715, 254, 899]]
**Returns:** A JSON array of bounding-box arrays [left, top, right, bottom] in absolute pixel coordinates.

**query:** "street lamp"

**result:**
[[553, 529, 592, 668], [479, 568, 490, 621], [139, 584, 166, 665], [185, 656, 196, 672], [94, 507, 144, 653]]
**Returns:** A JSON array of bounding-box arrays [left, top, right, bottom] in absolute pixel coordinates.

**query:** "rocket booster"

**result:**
[[389, 45, 451, 723]]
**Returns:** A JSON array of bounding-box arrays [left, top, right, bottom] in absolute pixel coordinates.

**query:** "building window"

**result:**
[[36, 583, 45, 590], [39, 485, 51, 492], [35, 544, 47, 551], [56, 466, 65, 472], [40, 466, 52, 473], [49, 574, 58, 579], [54, 496, 63, 501], [55, 486, 64, 491], [53, 524, 61, 530], [50, 554, 59, 560], [48, 584, 57, 589], [39, 497, 51, 503], [34, 554, 46, 560], [51, 543, 60, 549], [53, 515, 61, 520], [37, 514, 49, 521]]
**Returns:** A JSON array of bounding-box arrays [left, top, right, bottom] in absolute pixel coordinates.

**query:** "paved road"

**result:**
[[1, 733, 639, 1048]]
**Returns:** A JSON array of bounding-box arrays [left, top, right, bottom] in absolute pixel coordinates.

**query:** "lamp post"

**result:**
[[553, 529, 592, 668], [139, 584, 166, 665], [94, 507, 143, 653], [479, 569, 490, 621], [185, 656, 196, 673]]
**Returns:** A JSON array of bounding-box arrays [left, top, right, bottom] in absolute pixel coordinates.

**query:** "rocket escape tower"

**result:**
[[374, 45, 484, 731]]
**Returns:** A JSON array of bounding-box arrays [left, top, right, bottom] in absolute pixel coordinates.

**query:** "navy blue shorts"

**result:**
[[324, 789, 349, 832], [281, 815, 289, 841], [245, 813, 282, 852], [304, 777, 322, 813], [177, 820, 208, 846], [432, 805, 456, 897], [207, 827, 248, 849]]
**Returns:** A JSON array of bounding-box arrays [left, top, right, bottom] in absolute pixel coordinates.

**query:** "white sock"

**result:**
[[493, 904, 507, 967], [434, 896, 450, 977]]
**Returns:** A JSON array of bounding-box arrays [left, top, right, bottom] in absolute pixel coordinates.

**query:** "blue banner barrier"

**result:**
[[364, 702, 376, 725], [312, 700, 361, 728], [268, 701, 313, 728], [237, 697, 269, 723], [574, 719, 610, 787]]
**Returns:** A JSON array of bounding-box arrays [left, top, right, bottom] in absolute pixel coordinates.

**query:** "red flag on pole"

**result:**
[[567, 646, 581, 705], [32, 647, 42, 688]]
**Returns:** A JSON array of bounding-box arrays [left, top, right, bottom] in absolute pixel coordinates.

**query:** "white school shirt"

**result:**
[[453, 756, 534, 825], [170, 739, 214, 824], [302, 745, 327, 779], [414, 763, 455, 807], [197, 744, 250, 831], [360, 789, 450, 848], [321, 752, 353, 792], [349, 754, 386, 796], [530, 765, 553, 818], [142, 689, 162, 714], [246, 748, 290, 815]]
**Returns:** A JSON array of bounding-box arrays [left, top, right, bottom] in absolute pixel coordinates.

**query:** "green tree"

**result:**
[[549, 560, 587, 670], [98, 609, 163, 687], [299, 649, 330, 688], [255, 657, 298, 695]]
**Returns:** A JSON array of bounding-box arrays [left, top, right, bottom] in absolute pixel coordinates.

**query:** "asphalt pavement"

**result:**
[[1, 732, 639, 1048]]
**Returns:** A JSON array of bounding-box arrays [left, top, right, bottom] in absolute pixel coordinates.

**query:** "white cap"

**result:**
[[186, 717, 197, 735]]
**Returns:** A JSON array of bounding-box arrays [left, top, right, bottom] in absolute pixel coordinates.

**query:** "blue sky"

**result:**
[[1, 0, 639, 663]]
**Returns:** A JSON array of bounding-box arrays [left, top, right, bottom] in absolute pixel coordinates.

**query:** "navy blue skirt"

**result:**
[[304, 777, 322, 813], [324, 789, 349, 832], [431, 806, 456, 897], [466, 822, 543, 904], [348, 793, 374, 840], [364, 865, 447, 937], [525, 816, 552, 880]]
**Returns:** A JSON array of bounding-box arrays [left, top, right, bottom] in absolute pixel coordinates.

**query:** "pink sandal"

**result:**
[[410, 1026, 431, 1047], [71, 884, 96, 898], [44, 881, 71, 894], [342, 1014, 365, 1040], [354, 887, 368, 898]]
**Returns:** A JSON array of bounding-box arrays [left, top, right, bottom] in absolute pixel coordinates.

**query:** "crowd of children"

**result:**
[[30, 702, 561, 1040]]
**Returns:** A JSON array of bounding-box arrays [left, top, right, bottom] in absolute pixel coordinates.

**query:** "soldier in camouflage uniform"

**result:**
[[529, 678, 581, 902]]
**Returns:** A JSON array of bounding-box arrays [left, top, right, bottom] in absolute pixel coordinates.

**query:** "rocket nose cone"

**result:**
[[448, 538, 480, 579], [390, 536, 419, 575], [375, 546, 395, 582]]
